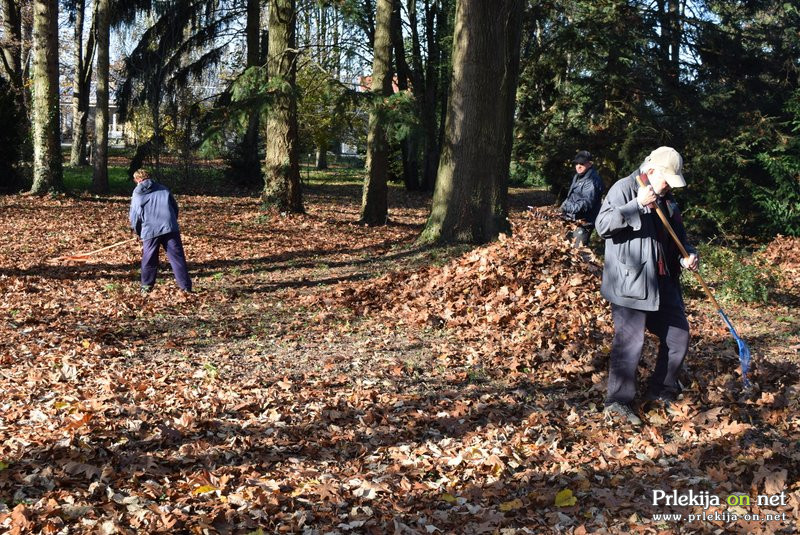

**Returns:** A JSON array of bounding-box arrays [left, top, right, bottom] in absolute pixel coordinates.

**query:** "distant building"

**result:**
[[61, 100, 126, 146]]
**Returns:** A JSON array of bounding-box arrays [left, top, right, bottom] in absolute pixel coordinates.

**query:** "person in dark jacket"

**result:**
[[595, 146, 698, 425], [129, 169, 192, 294], [561, 150, 604, 246]]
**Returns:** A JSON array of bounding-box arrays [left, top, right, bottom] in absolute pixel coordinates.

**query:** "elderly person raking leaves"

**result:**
[[129, 169, 192, 294], [595, 147, 699, 426]]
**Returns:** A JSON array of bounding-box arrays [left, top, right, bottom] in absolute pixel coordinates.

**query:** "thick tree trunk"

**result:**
[[360, 0, 393, 225], [419, 0, 523, 244], [69, 0, 94, 167], [29, 0, 62, 194], [92, 0, 109, 193], [262, 0, 303, 212]]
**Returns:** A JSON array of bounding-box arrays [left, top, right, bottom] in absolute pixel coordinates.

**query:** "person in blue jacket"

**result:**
[[561, 150, 605, 247], [129, 169, 192, 294]]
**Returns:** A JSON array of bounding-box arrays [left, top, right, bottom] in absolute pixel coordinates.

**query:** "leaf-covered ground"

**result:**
[[1, 182, 798, 534]]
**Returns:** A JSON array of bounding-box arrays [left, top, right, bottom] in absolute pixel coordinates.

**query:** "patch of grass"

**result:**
[[203, 362, 219, 381], [467, 367, 488, 384], [302, 164, 365, 185], [159, 166, 227, 195], [63, 165, 131, 195]]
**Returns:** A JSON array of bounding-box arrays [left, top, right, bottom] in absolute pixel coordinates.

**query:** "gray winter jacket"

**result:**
[[595, 171, 696, 311], [129, 179, 180, 240]]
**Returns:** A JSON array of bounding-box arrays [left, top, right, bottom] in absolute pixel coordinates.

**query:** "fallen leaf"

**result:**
[[555, 489, 577, 507], [499, 498, 524, 512]]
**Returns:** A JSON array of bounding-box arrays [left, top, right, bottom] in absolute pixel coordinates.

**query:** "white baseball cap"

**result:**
[[645, 146, 686, 188]]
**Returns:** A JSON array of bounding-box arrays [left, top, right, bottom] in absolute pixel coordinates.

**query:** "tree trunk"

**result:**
[[262, 0, 304, 213], [1, 0, 30, 155], [668, 0, 681, 83], [361, 0, 375, 45], [239, 0, 262, 185], [316, 145, 328, 169], [433, 0, 453, 190], [414, 0, 440, 192], [418, 0, 523, 244], [1, 0, 23, 94], [332, 8, 340, 77], [29, 0, 62, 194], [390, 0, 420, 191], [360, 0, 393, 225], [69, 0, 94, 167], [92, 0, 109, 193]]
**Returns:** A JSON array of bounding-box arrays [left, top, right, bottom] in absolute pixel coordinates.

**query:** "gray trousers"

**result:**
[[606, 277, 689, 405]]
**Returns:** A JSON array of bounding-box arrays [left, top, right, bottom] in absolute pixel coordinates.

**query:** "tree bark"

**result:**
[[239, 0, 262, 185], [418, 0, 523, 244], [390, 0, 420, 191], [92, 0, 109, 193], [69, 0, 94, 167], [262, 0, 304, 212], [360, 0, 393, 225], [2, 0, 30, 155], [433, 0, 452, 189], [1, 0, 23, 93], [29, 0, 62, 194], [315, 145, 328, 169], [414, 0, 440, 192]]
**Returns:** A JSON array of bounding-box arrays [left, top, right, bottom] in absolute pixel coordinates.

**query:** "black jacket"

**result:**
[[560, 166, 604, 224]]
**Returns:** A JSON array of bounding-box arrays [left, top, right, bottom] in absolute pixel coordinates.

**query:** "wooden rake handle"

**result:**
[[50, 237, 138, 261], [635, 176, 722, 310]]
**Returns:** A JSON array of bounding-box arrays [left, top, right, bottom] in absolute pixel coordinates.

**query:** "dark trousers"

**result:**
[[141, 232, 192, 291], [606, 277, 689, 405], [571, 224, 593, 247]]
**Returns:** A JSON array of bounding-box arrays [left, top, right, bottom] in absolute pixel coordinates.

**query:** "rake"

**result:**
[[636, 176, 752, 388], [49, 237, 138, 262]]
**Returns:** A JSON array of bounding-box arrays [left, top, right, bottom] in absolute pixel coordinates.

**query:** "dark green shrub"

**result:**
[[754, 91, 800, 237], [682, 244, 778, 304], [0, 78, 26, 193]]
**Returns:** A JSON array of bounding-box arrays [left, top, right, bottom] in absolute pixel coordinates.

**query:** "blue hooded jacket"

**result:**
[[129, 179, 180, 240]]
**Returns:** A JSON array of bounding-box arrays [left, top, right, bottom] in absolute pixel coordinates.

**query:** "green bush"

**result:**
[[682, 244, 778, 304], [754, 91, 800, 237]]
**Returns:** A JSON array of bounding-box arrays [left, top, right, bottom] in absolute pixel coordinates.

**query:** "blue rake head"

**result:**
[[718, 310, 751, 388]]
